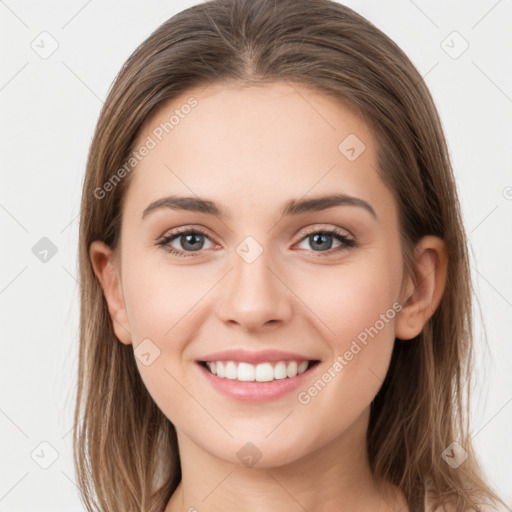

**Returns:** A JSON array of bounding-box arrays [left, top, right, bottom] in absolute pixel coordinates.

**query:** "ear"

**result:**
[[89, 240, 132, 345], [395, 235, 448, 340]]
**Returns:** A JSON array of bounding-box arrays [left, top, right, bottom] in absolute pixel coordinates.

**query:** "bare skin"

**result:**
[[90, 81, 447, 512]]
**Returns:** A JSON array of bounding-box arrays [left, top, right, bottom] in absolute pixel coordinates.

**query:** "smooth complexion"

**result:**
[[90, 81, 447, 512]]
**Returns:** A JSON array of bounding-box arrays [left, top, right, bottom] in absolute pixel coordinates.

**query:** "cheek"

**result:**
[[120, 256, 207, 428], [120, 255, 219, 409], [291, 252, 401, 407], [122, 254, 210, 343], [293, 254, 401, 349]]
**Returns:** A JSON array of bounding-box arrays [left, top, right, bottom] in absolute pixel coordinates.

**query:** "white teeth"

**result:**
[[237, 362, 255, 381], [225, 361, 237, 379], [298, 361, 308, 374], [204, 360, 312, 382], [286, 361, 297, 377], [216, 361, 226, 378], [255, 362, 274, 382], [273, 361, 288, 380]]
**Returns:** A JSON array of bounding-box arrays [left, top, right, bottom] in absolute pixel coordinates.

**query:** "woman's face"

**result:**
[[98, 81, 409, 467]]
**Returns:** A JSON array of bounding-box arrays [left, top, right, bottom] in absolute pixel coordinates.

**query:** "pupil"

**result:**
[[311, 233, 332, 250], [183, 233, 203, 251]]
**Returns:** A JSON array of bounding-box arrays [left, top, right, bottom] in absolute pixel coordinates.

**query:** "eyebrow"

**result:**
[[141, 193, 377, 221]]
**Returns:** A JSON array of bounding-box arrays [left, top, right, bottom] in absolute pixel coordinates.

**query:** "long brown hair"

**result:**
[[74, 0, 507, 510]]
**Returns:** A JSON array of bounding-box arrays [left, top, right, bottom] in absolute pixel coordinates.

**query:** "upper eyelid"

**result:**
[[162, 226, 218, 244], [299, 224, 353, 238], [161, 224, 353, 241]]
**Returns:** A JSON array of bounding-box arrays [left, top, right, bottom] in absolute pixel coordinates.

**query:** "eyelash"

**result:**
[[156, 226, 357, 258]]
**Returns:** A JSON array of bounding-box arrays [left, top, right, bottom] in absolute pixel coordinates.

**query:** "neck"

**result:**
[[165, 408, 407, 512]]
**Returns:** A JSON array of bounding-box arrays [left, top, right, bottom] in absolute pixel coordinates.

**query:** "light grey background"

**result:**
[[1, 0, 511, 510]]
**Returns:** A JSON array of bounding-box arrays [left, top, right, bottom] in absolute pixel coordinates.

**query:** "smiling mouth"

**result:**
[[197, 359, 321, 382]]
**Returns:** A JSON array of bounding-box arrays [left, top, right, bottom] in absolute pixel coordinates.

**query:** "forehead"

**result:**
[[124, 81, 394, 225]]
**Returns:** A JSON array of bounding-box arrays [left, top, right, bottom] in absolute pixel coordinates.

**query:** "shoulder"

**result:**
[[425, 495, 509, 512]]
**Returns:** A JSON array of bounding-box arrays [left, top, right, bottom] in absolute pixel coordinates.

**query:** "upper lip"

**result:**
[[197, 349, 319, 365]]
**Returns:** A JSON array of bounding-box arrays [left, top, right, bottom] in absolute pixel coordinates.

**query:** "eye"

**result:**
[[157, 227, 216, 257], [157, 225, 356, 258], [294, 226, 356, 257]]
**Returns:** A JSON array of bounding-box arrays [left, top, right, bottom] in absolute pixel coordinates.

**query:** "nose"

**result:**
[[216, 247, 293, 332]]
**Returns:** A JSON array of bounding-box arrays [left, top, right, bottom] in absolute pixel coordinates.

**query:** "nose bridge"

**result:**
[[216, 236, 292, 329]]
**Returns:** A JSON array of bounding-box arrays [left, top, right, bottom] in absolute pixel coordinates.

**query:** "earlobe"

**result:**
[[395, 236, 448, 341], [89, 240, 132, 345]]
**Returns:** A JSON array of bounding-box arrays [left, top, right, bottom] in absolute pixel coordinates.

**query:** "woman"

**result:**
[[74, 0, 509, 510]]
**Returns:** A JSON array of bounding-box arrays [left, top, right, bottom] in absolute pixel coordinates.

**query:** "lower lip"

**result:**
[[196, 361, 320, 402]]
